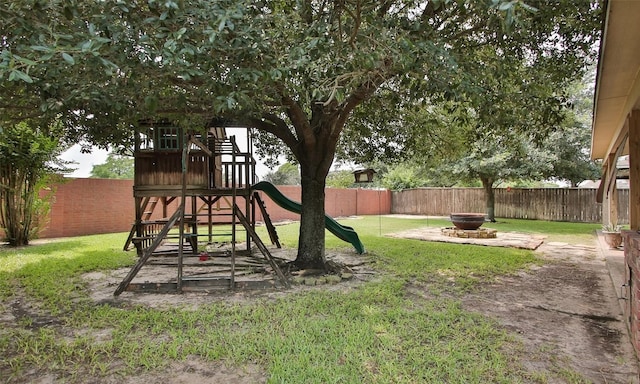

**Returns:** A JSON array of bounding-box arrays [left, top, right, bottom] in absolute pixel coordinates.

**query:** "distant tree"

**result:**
[[0, 122, 69, 246], [544, 123, 601, 187], [436, 44, 587, 209], [545, 68, 601, 186], [326, 170, 356, 189], [90, 153, 134, 179], [343, 41, 599, 220], [262, 162, 300, 185], [443, 134, 555, 221], [380, 164, 428, 191]]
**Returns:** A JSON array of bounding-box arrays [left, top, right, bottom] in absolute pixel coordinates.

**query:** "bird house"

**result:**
[[353, 168, 376, 183]]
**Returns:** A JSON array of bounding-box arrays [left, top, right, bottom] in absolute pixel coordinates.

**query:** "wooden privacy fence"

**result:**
[[392, 188, 629, 223]]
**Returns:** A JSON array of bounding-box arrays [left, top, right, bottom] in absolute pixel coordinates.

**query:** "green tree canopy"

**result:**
[[262, 162, 300, 185], [90, 153, 134, 179], [326, 170, 357, 189], [340, 24, 601, 220], [380, 164, 428, 191], [447, 133, 556, 221], [0, 0, 601, 268], [544, 68, 601, 186]]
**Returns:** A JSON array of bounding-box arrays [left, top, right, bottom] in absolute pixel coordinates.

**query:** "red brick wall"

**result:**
[[255, 185, 301, 222], [624, 231, 640, 355], [40, 178, 135, 238], [29, 179, 391, 239], [253, 187, 391, 222], [356, 189, 392, 215]]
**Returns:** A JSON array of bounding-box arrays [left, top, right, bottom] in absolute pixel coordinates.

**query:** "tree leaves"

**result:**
[[90, 153, 134, 179], [8, 70, 32, 83], [0, 0, 601, 161], [0, 121, 70, 245], [61, 52, 75, 65]]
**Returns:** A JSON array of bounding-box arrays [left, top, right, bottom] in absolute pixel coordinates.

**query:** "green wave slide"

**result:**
[[252, 181, 365, 254]]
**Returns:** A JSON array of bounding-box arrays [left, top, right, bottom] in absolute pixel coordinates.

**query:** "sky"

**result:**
[[59, 144, 110, 178]]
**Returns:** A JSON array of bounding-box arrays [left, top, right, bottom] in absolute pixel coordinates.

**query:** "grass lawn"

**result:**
[[0, 216, 600, 383]]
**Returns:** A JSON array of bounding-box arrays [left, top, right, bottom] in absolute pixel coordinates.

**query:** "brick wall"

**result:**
[[356, 189, 392, 215], [40, 178, 135, 238], [624, 231, 640, 354], [253, 187, 391, 222], [29, 179, 390, 239]]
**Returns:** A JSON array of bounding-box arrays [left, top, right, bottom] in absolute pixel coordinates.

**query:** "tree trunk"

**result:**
[[481, 176, 496, 222], [0, 171, 33, 246], [295, 167, 328, 270], [289, 111, 337, 271]]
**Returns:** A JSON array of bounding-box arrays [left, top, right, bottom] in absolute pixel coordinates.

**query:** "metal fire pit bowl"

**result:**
[[450, 213, 486, 230]]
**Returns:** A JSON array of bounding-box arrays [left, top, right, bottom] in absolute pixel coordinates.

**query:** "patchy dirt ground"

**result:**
[[460, 241, 638, 383], [396, 228, 639, 383], [5, 233, 640, 383]]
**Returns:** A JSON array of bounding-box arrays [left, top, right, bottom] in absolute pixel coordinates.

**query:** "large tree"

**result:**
[[1, 1, 600, 268], [447, 133, 556, 221], [543, 121, 601, 187], [545, 67, 601, 186]]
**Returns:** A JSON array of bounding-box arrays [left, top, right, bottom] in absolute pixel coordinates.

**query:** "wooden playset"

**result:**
[[115, 119, 289, 295]]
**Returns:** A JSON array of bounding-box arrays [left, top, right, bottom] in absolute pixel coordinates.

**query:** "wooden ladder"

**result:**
[[142, 197, 160, 220], [123, 197, 161, 251], [254, 192, 281, 248]]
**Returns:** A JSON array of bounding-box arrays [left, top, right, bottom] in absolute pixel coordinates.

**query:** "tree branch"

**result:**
[[278, 89, 314, 150], [377, 1, 393, 17], [336, 63, 394, 134], [248, 114, 299, 153], [342, 0, 361, 48], [300, 0, 313, 25]]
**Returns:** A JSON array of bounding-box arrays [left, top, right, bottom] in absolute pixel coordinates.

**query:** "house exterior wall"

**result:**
[[624, 231, 640, 354]]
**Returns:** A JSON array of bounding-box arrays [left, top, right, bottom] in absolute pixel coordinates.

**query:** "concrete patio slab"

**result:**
[[387, 227, 545, 250]]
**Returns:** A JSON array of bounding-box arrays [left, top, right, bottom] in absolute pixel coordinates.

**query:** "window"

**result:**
[[157, 126, 181, 150]]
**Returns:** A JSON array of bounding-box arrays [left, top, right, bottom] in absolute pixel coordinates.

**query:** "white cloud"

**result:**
[[59, 144, 109, 178]]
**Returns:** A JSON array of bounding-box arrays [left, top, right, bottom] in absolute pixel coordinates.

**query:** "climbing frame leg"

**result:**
[[233, 205, 290, 288], [114, 207, 183, 296]]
